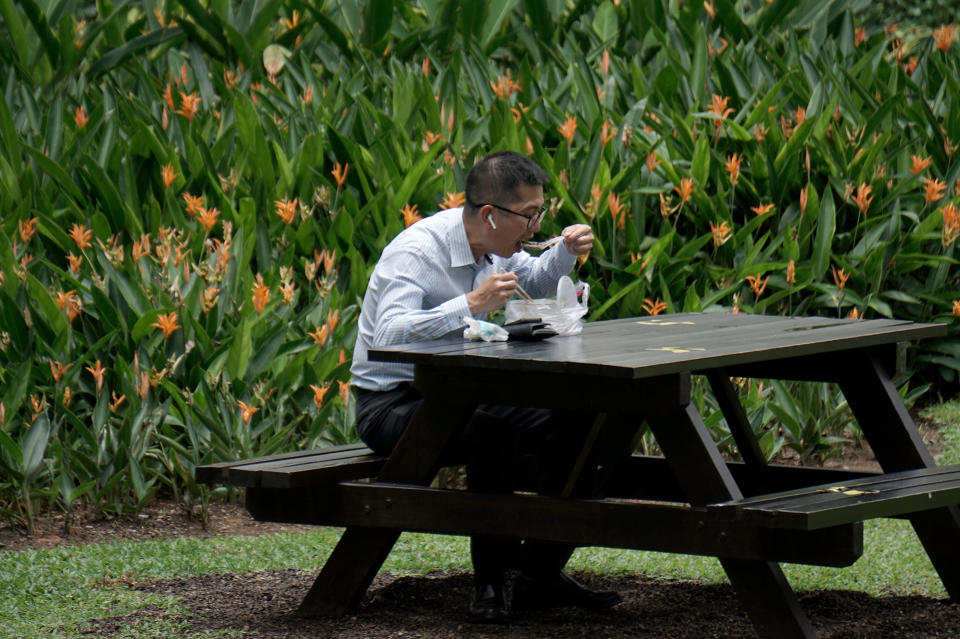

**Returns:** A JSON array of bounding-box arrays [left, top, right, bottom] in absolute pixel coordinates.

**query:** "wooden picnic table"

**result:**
[[199, 312, 960, 639]]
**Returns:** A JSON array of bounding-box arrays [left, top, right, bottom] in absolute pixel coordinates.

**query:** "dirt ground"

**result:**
[[3, 424, 956, 638]]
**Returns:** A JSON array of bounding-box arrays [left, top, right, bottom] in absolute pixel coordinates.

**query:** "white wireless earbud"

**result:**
[[489, 217, 497, 230]]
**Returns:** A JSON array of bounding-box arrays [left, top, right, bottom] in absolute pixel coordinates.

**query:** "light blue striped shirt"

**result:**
[[350, 207, 577, 391]]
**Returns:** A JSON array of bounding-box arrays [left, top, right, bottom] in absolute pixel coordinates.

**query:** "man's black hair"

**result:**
[[464, 151, 548, 214]]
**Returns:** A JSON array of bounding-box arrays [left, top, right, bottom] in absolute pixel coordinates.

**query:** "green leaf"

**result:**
[[21, 413, 50, 480], [481, 0, 519, 50], [363, 0, 394, 50], [811, 187, 835, 280], [227, 316, 254, 381], [592, 1, 617, 43]]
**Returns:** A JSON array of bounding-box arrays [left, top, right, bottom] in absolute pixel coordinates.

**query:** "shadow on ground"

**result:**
[[82, 569, 960, 638]]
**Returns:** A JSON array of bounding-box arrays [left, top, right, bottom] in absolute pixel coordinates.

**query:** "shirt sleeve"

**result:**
[[370, 248, 471, 346]]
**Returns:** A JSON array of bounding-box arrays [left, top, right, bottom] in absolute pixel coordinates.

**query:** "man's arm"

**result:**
[[507, 224, 593, 297]]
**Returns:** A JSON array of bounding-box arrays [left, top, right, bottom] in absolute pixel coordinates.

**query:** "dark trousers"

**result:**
[[355, 384, 593, 584]]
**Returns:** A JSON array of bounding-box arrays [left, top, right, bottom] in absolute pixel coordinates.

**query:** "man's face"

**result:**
[[488, 183, 544, 258]]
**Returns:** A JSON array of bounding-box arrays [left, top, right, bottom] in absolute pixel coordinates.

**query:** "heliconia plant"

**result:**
[[0, 0, 958, 528]]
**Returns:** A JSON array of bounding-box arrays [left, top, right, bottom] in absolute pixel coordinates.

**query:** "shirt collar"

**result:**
[[449, 208, 479, 268]]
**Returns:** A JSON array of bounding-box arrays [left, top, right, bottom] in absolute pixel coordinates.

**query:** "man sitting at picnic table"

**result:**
[[349, 150, 622, 622]]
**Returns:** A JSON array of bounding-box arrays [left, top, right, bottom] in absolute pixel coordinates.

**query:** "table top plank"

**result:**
[[370, 314, 945, 379]]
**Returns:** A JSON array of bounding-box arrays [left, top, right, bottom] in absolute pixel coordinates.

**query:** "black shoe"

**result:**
[[469, 582, 508, 623], [512, 571, 622, 610]]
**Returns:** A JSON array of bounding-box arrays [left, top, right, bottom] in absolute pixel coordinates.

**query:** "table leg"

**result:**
[[647, 402, 817, 639], [706, 369, 767, 467], [299, 369, 477, 617], [839, 353, 960, 600]]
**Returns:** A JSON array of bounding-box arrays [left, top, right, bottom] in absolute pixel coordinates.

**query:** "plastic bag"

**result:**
[[504, 276, 589, 336], [463, 316, 509, 342]]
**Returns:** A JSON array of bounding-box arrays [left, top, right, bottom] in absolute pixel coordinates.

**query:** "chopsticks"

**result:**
[[521, 236, 563, 251], [498, 268, 536, 303]]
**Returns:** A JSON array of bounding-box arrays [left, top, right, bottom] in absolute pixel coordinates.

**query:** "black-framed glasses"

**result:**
[[480, 202, 547, 229]]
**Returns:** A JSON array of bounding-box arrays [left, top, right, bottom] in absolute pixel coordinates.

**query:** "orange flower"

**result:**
[[848, 307, 861, 319], [237, 400, 258, 423], [707, 94, 733, 120], [932, 25, 957, 52], [275, 198, 298, 225], [794, 107, 806, 126], [786, 259, 796, 286], [319, 249, 336, 276], [86, 360, 106, 394], [61, 387, 74, 408], [746, 275, 769, 298], [176, 91, 201, 121], [56, 289, 82, 322], [754, 124, 768, 142], [65, 252, 82, 275], [600, 119, 616, 148], [441, 191, 466, 209], [703, 0, 716, 19], [751, 203, 775, 216], [923, 177, 948, 205], [132, 235, 151, 263], [151, 311, 180, 339], [642, 298, 667, 316], [327, 308, 340, 334], [489, 73, 521, 100], [74, 105, 89, 129], [558, 117, 577, 144], [310, 384, 329, 410], [855, 27, 867, 46], [941, 201, 960, 247], [338, 380, 350, 404], [659, 192, 677, 219], [832, 266, 850, 291], [19, 217, 38, 243], [280, 281, 295, 305], [710, 220, 733, 247], [799, 185, 808, 213], [909, 155, 932, 175], [308, 325, 328, 347], [202, 286, 220, 314], [952, 300, 960, 317], [401, 203, 422, 227], [197, 207, 220, 234], [69, 223, 93, 251], [608, 192, 627, 230], [331, 162, 349, 189], [674, 177, 694, 204], [423, 131, 443, 148], [163, 83, 175, 111], [645, 152, 660, 174], [161, 163, 177, 189], [49, 361, 72, 383], [109, 391, 126, 413], [422, 57, 431, 76], [252, 274, 270, 314], [183, 192, 204, 217], [852, 183, 874, 214], [725, 153, 742, 187]]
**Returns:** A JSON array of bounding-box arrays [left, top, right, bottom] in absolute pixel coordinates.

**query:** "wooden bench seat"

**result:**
[[707, 463, 960, 530], [196, 443, 386, 489]]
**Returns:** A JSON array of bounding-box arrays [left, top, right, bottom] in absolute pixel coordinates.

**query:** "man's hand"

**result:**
[[467, 271, 518, 315], [562, 224, 593, 256]]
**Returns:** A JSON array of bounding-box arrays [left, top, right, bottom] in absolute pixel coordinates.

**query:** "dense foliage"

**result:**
[[1, 0, 958, 529]]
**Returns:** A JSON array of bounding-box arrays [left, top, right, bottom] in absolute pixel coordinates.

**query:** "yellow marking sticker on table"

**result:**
[[636, 319, 697, 326], [822, 486, 875, 496], [645, 346, 707, 354]]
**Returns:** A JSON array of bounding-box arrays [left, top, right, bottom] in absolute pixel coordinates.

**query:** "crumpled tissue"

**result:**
[[463, 316, 509, 342]]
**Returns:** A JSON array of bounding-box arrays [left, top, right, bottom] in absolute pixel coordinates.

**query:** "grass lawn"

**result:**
[[1, 398, 958, 639]]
